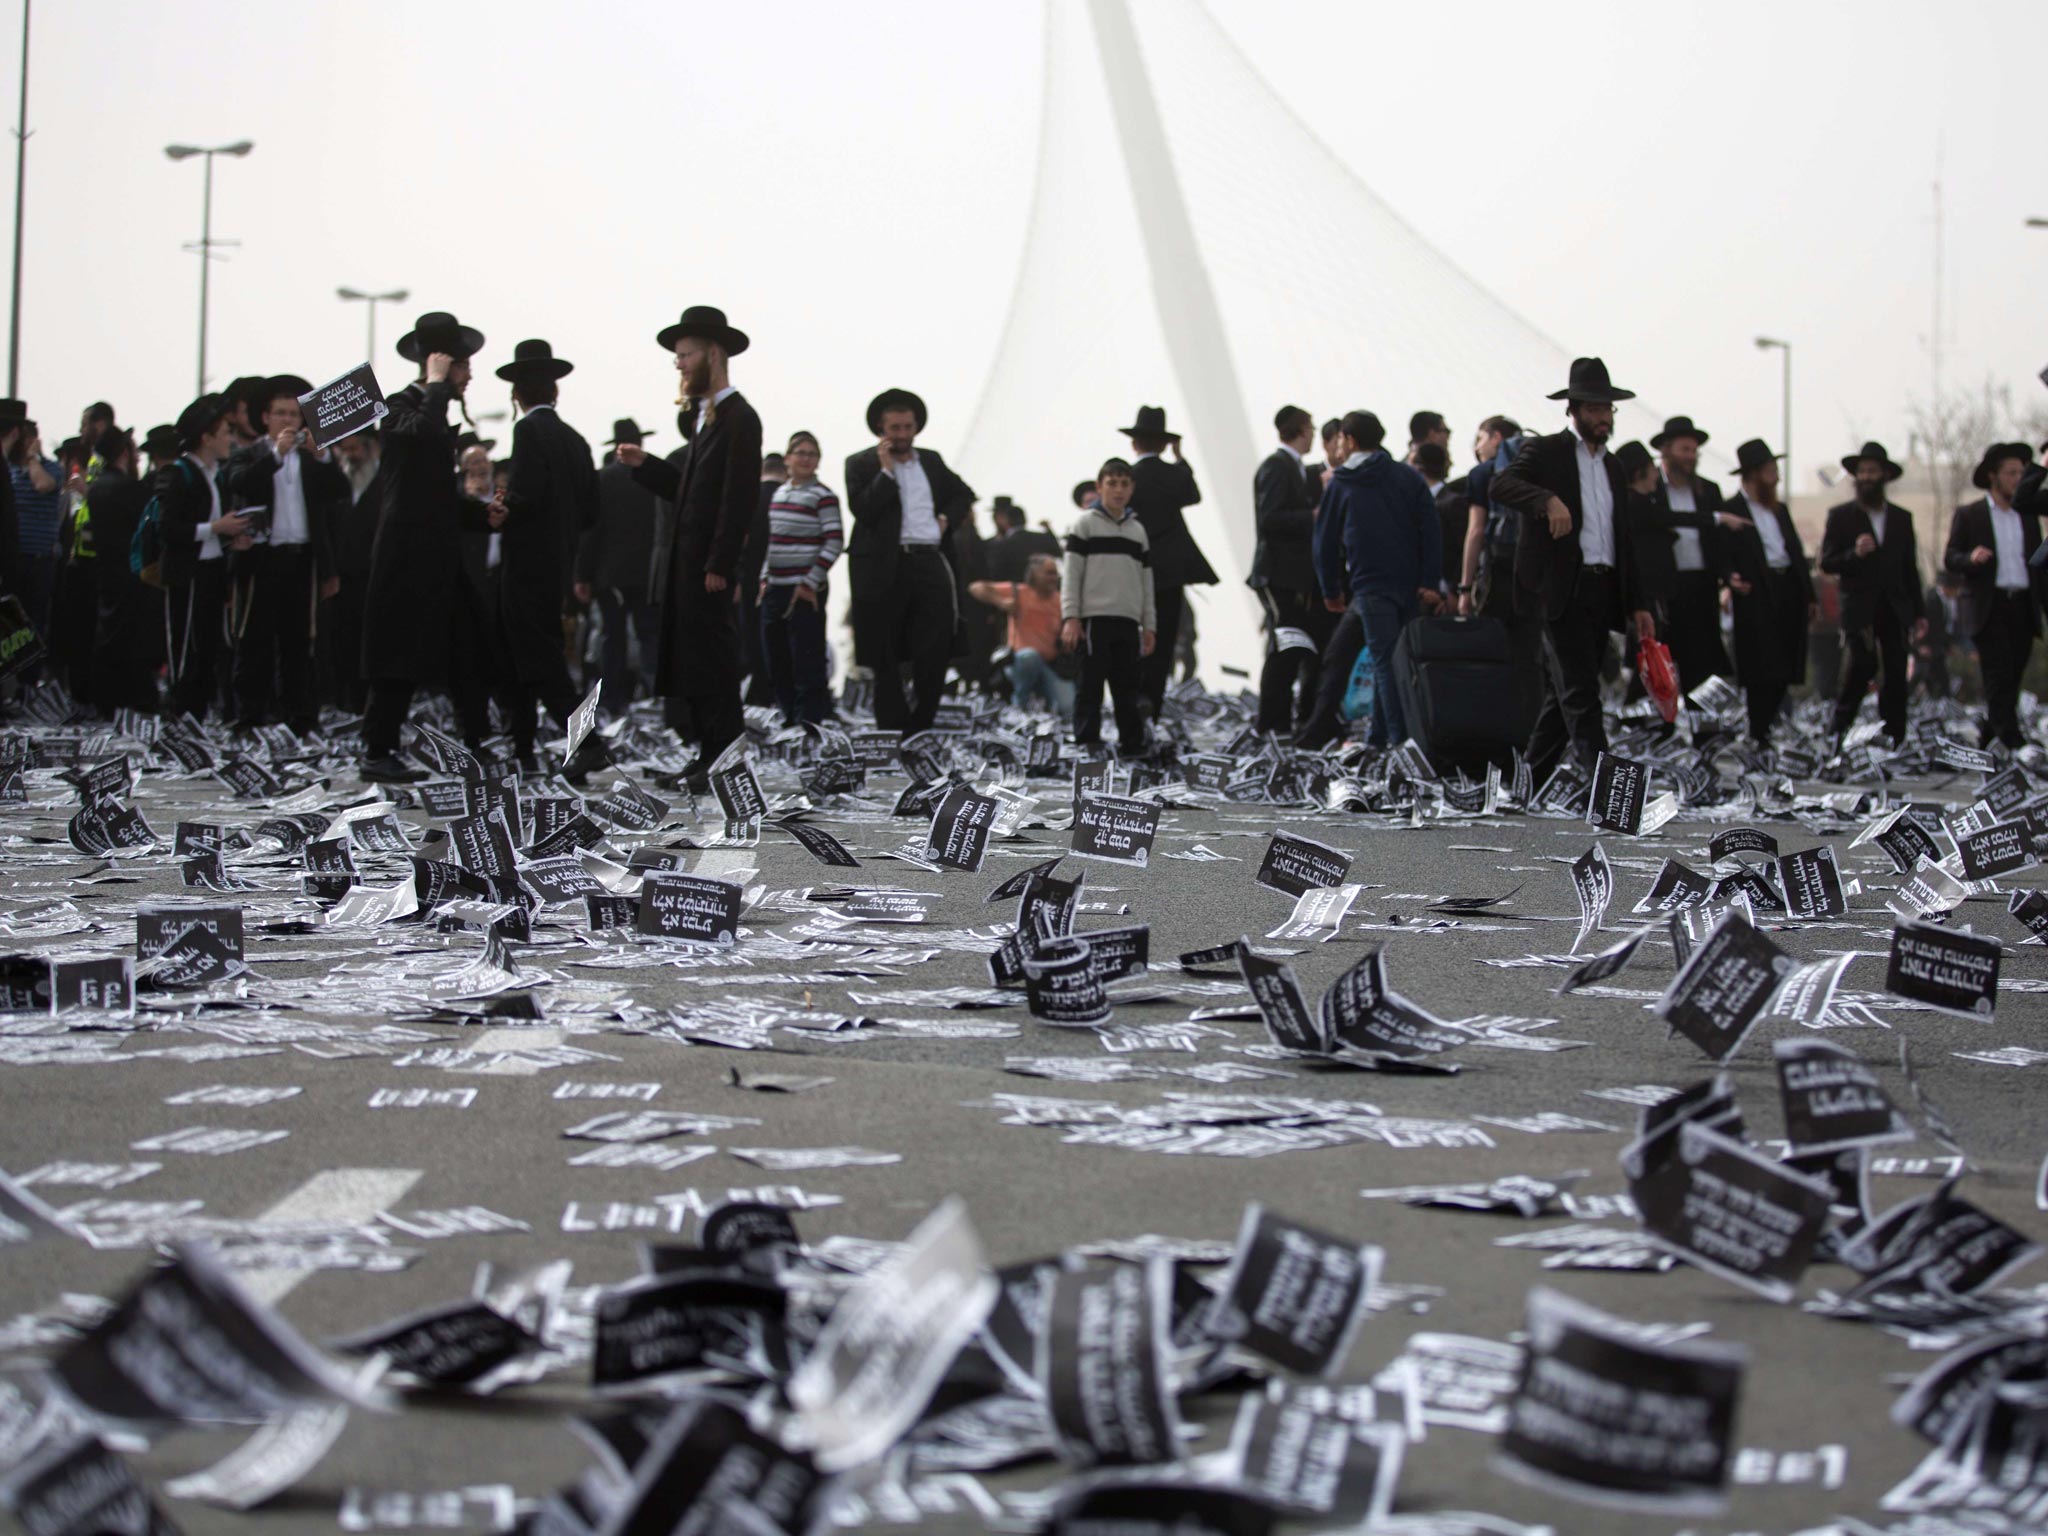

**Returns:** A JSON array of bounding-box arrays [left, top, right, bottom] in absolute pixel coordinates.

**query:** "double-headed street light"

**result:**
[[164, 139, 253, 394], [337, 287, 409, 360]]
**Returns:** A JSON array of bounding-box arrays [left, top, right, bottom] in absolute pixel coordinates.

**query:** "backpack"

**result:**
[[131, 458, 200, 588]]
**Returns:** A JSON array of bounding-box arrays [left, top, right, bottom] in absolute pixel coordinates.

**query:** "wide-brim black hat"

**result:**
[[454, 431, 497, 455], [395, 310, 485, 363], [141, 424, 179, 458], [496, 338, 574, 382], [606, 418, 652, 445], [174, 393, 232, 447], [1840, 440, 1904, 482], [1547, 356, 1636, 403], [1119, 404, 1181, 441], [1614, 440, 1654, 478], [0, 397, 26, 425], [264, 375, 314, 405], [1726, 438, 1784, 477], [1650, 415, 1708, 449], [656, 305, 748, 356], [867, 387, 928, 436], [1973, 442, 2033, 490]]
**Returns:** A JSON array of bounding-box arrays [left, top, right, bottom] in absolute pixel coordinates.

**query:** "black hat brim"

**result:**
[[396, 324, 485, 363], [1726, 455, 1785, 476], [1548, 386, 1637, 403], [1840, 452, 1904, 481], [656, 322, 749, 356], [867, 390, 928, 436], [495, 358, 575, 383], [1649, 427, 1708, 449], [1119, 422, 1182, 441]]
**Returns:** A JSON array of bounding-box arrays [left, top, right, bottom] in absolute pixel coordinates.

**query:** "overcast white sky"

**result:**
[[14, 0, 2045, 489]]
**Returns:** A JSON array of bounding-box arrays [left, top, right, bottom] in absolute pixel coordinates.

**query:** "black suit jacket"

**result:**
[[1130, 454, 1216, 588], [223, 440, 349, 580], [1818, 499, 1923, 632], [841, 444, 975, 606], [1944, 497, 2041, 639], [1640, 476, 1727, 612], [497, 406, 599, 680], [151, 455, 225, 589], [1488, 429, 1642, 625], [1250, 446, 1315, 594], [578, 459, 661, 600], [362, 381, 466, 682], [639, 391, 765, 599]]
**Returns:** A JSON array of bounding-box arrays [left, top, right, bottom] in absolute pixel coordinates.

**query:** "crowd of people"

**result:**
[[0, 317, 2043, 785]]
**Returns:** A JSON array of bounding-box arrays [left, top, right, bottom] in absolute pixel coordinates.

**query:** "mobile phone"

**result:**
[[243, 506, 273, 533]]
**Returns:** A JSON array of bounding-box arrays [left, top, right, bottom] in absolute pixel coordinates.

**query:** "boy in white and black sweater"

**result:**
[[1061, 458, 1157, 754]]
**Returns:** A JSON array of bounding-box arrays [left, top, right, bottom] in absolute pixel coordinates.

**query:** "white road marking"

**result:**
[[240, 1168, 421, 1304]]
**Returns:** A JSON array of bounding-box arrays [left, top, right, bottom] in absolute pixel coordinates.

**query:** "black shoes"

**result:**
[[561, 738, 613, 788], [360, 753, 425, 785]]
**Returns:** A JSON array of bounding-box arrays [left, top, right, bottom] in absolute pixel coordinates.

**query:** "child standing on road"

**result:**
[[1061, 458, 1157, 756]]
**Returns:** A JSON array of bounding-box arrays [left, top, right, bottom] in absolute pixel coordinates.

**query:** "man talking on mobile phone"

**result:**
[[224, 374, 348, 737]]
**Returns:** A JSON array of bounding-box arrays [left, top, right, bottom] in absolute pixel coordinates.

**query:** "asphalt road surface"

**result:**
[[1, 703, 2043, 1536]]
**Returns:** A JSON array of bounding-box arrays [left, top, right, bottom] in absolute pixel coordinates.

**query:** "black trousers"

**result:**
[[664, 562, 744, 763], [1255, 585, 1335, 734], [1666, 569, 1731, 691], [1526, 568, 1619, 784], [1074, 615, 1146, 755], [595, 588, 659, 712], [320, 577, 369, 714], [1303, 606, 1366, 736], [1974, 590, 2037, 749], [1735, 570, 1806, 744], [861, 546, 954, 734], [1140, 582, 1185, 712], [166, 561, 229, 721], [1834, 604, 1909, 742], [231, 544, 318, 731], [737, 578, 771, 705]]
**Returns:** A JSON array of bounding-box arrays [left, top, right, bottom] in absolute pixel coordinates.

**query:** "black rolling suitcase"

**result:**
[[1390, 615, 1540, 773]]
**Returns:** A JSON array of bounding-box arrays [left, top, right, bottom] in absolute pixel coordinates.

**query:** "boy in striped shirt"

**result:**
[[760, 430, 843, 725]]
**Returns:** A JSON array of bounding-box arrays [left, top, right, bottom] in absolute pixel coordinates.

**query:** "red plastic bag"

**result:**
[[1640, 636, 1679, 724]]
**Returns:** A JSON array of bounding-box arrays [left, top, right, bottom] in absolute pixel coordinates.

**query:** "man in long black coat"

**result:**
[[1488, 358, 1656, 783], [358, 310, 485, 783], [575, 419, 662, 714], [1820, 441, 1923, 748], [620, 306, 761, 785], [83, 429, 156, 717], [1251, 404, 1324, 735], [1944, 442, 2041, 751], [495, 339, 606, 778], [1121, 405, 1215, 712], [1719, 438, 1815, 745], [1646, 415, 1731, 690], [223, 374, 349, 736], [844, 387, 974, 734]]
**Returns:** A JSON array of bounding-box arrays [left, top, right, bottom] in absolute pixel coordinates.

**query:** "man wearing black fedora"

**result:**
[[1646, 415, 1731, 690], [1820, 441, 1924, 748], [494, 338, 606, 778], [1944, 442, 2042, 751], [1720, 437, 1814, 745], [359, 310, 486, 783], [1122, 405, 1214, 714], [617, 305, 762, 780], [1488, 358, 1656, 783], [576, 418, 662, 714], [221, 373, 348, 736], [153, 393, 249, 721], [843, 386, 975, 733]]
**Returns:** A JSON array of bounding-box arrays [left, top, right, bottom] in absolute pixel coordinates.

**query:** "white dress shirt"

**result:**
[[1573, 430, 1615, 567], [187, 454, 224, 562], [1989, 496, 2029, 591], [268, 442, 310, 547], [1744, 493, 1790, 569], [1866, 504, 1888, 546], [693, 386, 734, 434], [1665, 479, 1704, 572], [891, 451, 941, 545]]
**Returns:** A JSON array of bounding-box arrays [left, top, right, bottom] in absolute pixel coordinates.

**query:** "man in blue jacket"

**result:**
[[1312, 410, 1442, 746]]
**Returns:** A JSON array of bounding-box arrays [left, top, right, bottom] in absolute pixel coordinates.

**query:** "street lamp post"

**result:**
[[2025, 217, 2048, 229], [8, 0, 29, 397], [336, 287, 408, 361], [164, 139, 253, 394], [1755, 336, 1791, 493]]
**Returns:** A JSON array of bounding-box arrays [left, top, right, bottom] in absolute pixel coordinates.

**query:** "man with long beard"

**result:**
[[617, 306, 761, 790]]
